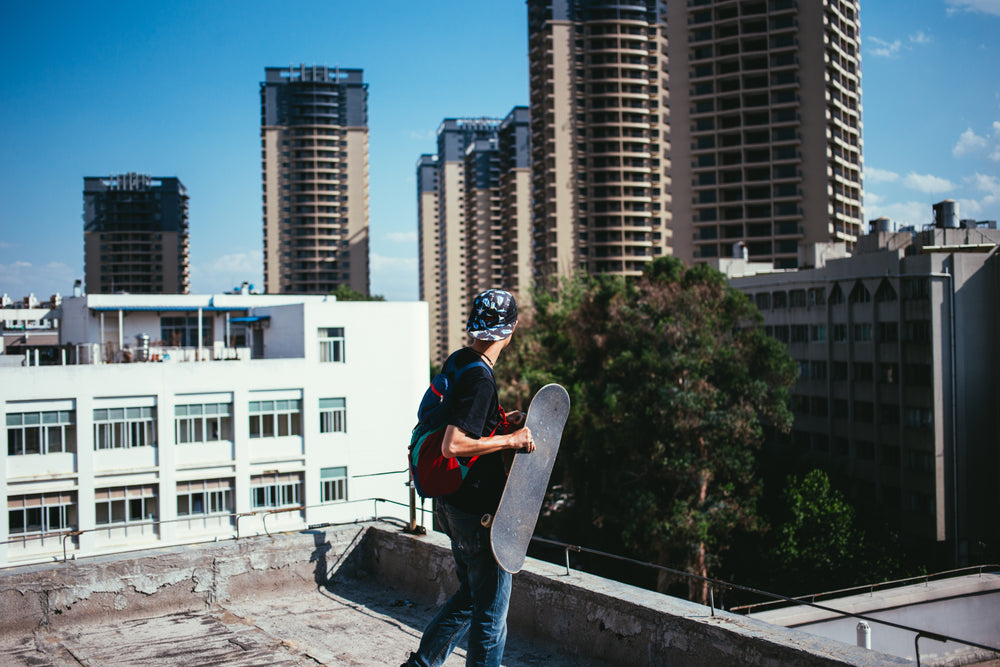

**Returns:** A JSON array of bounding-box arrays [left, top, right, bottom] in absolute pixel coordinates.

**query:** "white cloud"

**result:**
[[868, 36, 902, 58], [406, 129, 437, 142], [952, 121, 1000, 161], [370, 253, 418, 302], [866, 167, 899, 184], [0, 241, 16, 250], [370, 253, 417, 272], [945, 0, 1000, 16], [866, 201, 933, 228], [0, 260, 77, 298], [967, 172, 1000, 197], [190, 250, 263, 294], [902, 172, 956, 194], [909, 30, 932, 45], [382, 231, 417, 244], [864, 192, 885, 206]]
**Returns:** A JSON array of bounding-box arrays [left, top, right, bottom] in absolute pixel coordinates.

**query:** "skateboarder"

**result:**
[[402, 289, 533, 667]]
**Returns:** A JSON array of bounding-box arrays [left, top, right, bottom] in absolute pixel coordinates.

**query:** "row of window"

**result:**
[[7, 469, 348, 537], [7, 398, 348, 456], [753, 278, 931, 311], [790, 431, 936, 473], [791, 395, 935, 428], [795, 360, 933, 386], [770, 320, 932, 345]]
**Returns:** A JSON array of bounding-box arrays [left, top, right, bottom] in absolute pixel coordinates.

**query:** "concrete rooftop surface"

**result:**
[[0, 521, 911, 666]]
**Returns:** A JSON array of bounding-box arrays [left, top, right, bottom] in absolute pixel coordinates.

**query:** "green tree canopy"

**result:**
[[330, 285, 385, 301], [498, 258, 796, 601]]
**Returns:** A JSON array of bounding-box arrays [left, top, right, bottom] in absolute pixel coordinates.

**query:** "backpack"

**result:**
[[408, 353, 495, 498]]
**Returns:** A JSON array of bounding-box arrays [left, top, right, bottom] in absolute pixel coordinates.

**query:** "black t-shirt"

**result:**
[[442, 347, 508, 515]]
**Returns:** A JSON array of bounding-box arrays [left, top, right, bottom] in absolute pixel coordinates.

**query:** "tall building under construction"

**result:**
[[260, 65, 370, 295]]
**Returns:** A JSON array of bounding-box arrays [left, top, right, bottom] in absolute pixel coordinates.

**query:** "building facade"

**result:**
[[1, 293, 427, 566], [723, 225, 1000, 567], [527, 0, 673, 286], [669, 0, 864, 266], [84, 173, 190, 294], [260, 65, 370, 296]]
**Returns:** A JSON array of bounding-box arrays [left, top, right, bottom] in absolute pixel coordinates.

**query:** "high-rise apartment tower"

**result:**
[[527, 0, 864, 277], [83, 173, 190, 294], [669, 0, 864, 267], [260, 65, 370, 295], [527, 0, 673, 286]]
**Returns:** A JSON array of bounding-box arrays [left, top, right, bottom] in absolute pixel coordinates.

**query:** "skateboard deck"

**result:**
[[490, 383, 570, 574]]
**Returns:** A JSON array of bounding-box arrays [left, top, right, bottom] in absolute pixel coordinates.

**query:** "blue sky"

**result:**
[[1, 1, 998, 302]]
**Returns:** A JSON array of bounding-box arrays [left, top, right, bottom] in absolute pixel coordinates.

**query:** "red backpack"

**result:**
[[408, 354, 506, 498]]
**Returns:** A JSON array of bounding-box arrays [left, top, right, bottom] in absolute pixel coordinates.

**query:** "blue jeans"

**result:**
[[409, 501, 512, 667]]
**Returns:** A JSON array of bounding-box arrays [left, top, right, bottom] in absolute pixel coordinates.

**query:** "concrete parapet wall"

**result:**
[[0, 526, 366, 634], [364, 526, 908, 666], [1, 523, 907, 665]]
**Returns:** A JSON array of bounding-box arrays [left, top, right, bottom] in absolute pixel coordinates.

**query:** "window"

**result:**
[[904, 363, 932, 387], [810, 396, 828, 417], [906, 449, 934, 473], [833, 323, 847, 342], [879, 403, 900, 424], [249, 400, 302, 438], [7, 410, 76, 455], [832, 362, 848, 381], [902, 278, 930, 300], [810, 360, 827, 380], [829, 284, 845, 305], [319, 327, 345, 362], [877, 322, 898, 342], [905, 490, 934, 516], [95, 485, 158, 525], [853, 323, 871, 342], [772, 325, 789, 343], [93, 407, 157, 450], [849, 281, 871, 303], [251, 473, 302, 509], [810, 325, 826, 342], [772, 291, 787, 308], [321, 467, 348, 503], [754, 293, 770, 310], [319, 398, 347, 433], [789, 289, 806, 308], [177, 479, 233, 517], [856, 440, 875, 460], [832, 398, 849, 418], [852, 362, 873, 381], [879, 363, 899, 384], [875, 280, 897, 302], [808, 287, 826, 306], [791, 325, 809, 343], [903, 321, 932, 343], [161, 315, 214, 347], [8, 492, 77, 537], [854, 401, 874, 423], [175, 402, 232, 444], [905, 407, 933, 429]]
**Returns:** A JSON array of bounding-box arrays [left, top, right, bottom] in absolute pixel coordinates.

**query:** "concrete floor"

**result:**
[[0, 572, 610, 666]]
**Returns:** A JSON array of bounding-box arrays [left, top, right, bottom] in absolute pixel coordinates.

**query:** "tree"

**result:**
[[497, 258, 796, 603], [329, 285, 385, 301]]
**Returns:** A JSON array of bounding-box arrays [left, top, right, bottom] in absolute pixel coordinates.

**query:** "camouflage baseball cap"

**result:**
[[466, 289, 518, 341]]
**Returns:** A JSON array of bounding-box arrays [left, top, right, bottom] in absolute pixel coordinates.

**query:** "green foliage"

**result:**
[[773, 469, 859, 576], [498, 258, 797, 595], [329, 285, 385, 301]]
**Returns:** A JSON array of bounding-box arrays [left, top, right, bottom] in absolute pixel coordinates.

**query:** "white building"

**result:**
[[1, 293, 428, 566]]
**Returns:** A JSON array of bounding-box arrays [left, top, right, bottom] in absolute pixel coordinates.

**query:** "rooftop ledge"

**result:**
[[0, 522, 905, 666]]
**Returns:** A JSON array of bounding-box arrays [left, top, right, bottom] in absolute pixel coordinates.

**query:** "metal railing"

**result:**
[[529, 536, 1000, 664]]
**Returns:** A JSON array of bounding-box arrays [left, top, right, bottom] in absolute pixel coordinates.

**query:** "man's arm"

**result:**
[[441, 424, 534, 458]]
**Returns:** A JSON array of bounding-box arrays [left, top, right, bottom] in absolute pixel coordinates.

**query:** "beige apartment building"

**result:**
[[670, 0, 864, 266], [527, 0, 863, 281], [83, 174, 190, 295], [721, 220, 1000, 568], [528, 0, 673, 286], [417, 111, 532, 364], [260, 65, 370, 296]]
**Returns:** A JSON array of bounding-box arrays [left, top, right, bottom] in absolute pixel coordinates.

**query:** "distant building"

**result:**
[[0, 292, 428, 566], [669, 0, 865, 266], [260, 65, 370, 296], [527, 0, 672, 285], [416, 112, 534, 364], [83, 173, 190, 294], [718, 219, 1000, 568]]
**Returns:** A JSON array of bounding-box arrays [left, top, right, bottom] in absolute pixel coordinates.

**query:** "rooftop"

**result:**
[[1, 522, 913, 666]]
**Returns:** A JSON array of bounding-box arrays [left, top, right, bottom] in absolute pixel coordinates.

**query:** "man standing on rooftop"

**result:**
[[403, 289, 534, 667]]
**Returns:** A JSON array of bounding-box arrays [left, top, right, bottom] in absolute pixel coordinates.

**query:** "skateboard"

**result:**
[[489, 383, 570, 574]]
